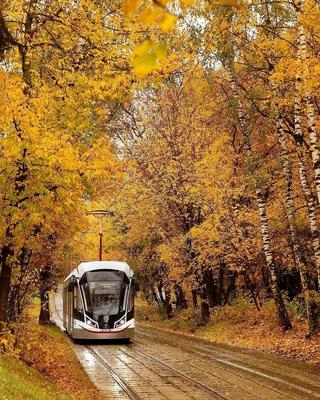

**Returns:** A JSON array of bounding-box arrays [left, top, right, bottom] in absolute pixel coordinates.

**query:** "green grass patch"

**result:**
[[0, 354, 71, 400], [197, 322, 231, 339], [33, 297, 40, 305], [136, 303, 201, 332], [45, 326, 61, 339], [27, 297, 41, 319]]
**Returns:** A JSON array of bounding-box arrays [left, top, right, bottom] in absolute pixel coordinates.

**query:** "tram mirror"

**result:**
[[134, 279, 140, 292]]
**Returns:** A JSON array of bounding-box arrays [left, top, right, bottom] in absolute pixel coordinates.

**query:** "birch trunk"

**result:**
[[293, 21, 320, 330], [294, 33, 320, 290], [229, 70, 292, 330], [295, 4, 320, 206], [277, 117, 319, 333], [297, 155, 320, 333], [297, 155, 320, 287]]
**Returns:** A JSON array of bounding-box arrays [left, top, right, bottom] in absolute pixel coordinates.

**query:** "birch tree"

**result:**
[[277, 115, 319, 333], [294, 0, 320, 206], [228, 68, 292, 330]]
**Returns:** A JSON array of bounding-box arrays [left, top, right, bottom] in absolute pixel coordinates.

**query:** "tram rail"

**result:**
[[132, 338, 293, 400], [136, 328, 320, 399], [86, 346, 142, 400], [121, 345, 228, 400]]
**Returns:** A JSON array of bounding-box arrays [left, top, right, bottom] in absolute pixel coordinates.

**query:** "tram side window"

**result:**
[[63, 288, 67, 316], [63, 287, 68, 321], [73, 286, 83, 313], [82, 282, 93, 313], [119, 285, 126, 312], [127, 284, 134, 312]]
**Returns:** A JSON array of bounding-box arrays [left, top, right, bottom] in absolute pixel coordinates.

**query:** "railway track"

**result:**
[[132, 338, 295, 400], [86, 346, 142, 400], [128, 341, 288, 400], [136, 328, 320, 400], [52, 292, 221, 399], [87, 344, 227, 400], [120, 345, 228, 400], [52, 292, 141, 399]]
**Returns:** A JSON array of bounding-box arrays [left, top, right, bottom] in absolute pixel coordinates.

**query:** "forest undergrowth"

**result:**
[[136, 297, 320, 364]]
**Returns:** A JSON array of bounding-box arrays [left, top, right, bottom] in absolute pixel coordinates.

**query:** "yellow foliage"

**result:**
[[156, 0, 171, 6], [1, 0, 320, 340], [123, 0, 142, 14], [180, 0, 194, 6], [132, 40, 167, 75], [160, 13, 177, 32]]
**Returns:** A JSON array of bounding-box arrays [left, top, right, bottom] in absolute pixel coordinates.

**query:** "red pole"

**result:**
[[99, 216, 103, 261], [99, 232, 103, 261]]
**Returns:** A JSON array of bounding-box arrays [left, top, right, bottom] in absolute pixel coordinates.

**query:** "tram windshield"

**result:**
[[80, 270, 128, 325]]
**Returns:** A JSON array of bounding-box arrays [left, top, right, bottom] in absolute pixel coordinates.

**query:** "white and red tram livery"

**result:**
[[63, 261, 135, 340]]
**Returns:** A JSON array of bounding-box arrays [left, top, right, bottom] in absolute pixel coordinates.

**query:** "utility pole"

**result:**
[[86, 209, 111, 261]]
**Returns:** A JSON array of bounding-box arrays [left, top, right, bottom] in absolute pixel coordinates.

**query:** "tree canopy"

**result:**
[[0, 0, 320, 337]]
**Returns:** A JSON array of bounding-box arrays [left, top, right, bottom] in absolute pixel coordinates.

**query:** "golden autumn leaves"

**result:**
[[132, 41, 168, 75], [123, 0, 242, 75], [123, 0, 178, 75]]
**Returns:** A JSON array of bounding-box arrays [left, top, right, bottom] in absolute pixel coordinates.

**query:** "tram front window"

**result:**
[[80, 270, 128, 328], [90, 282, 125, 320]]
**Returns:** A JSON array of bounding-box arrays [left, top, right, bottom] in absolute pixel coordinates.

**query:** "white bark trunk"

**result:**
[[297, 154, 320, 289], [294, 18, 320, 289], [296, 10, 320, 206], [228, 69, 292, 330], [277, 117, 320, 331], [277, 119, 306, 268]]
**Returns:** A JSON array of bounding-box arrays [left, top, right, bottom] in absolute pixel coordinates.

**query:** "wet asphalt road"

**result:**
[[50, 290, 320, 400]]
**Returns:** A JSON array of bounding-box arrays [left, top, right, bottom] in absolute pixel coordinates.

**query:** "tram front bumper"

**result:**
[[72, 327, 135, 340]]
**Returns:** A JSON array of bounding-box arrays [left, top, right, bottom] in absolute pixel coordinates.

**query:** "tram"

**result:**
[[63, 261, 135, 340]]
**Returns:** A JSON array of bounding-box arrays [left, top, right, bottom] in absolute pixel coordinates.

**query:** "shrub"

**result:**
[[211, 294, 254, 325]]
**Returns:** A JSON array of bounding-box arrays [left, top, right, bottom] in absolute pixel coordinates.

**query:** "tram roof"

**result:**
[[64, 261, 133, 282]]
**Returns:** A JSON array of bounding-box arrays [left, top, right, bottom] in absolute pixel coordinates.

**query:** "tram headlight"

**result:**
[[85, 317, 98, 329], [115, 316, 126, 328]]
